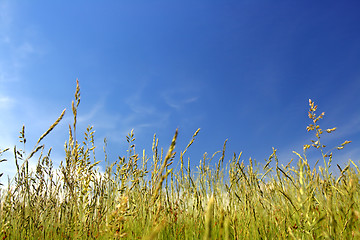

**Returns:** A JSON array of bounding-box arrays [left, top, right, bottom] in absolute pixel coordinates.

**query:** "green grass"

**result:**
[[0, 80, 358, 239]]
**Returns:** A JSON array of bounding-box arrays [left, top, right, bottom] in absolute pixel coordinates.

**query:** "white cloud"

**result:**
[[87, 101, 169, 145], [162, 87, 199, 110], [78, 100, 108, 124], [0, 0, 41, 80], [68, 81, 173, 148], [0, 0, 53, 149], [0, 1, 13, 28], [15, 42, 35, 60], [0, 96, 14, 109], [335, 116, 360, 139]]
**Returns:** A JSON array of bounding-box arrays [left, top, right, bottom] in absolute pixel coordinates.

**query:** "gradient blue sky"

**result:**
[[1, 1, 360, 179]]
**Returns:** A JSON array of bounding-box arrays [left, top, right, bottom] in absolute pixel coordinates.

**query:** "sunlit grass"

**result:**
[[0, 80, 358, 239]]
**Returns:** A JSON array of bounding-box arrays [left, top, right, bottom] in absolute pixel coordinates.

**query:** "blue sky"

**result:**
[[1, 1, 360, 180]]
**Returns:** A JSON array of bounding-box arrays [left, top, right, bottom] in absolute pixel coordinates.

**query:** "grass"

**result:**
[[0, 80, 358, 239]]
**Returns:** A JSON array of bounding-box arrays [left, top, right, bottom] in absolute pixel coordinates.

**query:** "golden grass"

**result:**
[[0, 80, 358, 239]]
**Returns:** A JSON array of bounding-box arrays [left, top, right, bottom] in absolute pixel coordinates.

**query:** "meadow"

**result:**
[[0, 80, 358, 239]]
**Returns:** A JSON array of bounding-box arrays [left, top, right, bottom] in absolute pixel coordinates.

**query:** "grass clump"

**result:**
[[0, 80, 359, 239]]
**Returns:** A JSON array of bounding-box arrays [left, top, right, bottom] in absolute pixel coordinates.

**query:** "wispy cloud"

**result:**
[[0, 96, 14, 109], [335, 115, 360, 139], [78, 99, 110, 125], [74, 83, 171, 146], [0, 1, 57, 182], [0, 1, 12, 29], [0, 1, 42, 80], [161, 87, 199, 110]]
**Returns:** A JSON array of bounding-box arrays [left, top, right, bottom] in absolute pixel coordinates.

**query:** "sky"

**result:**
[[1, 1, 360, 182]]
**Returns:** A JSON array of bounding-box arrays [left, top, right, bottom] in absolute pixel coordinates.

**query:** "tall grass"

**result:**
[[0, 80, 358, 239]]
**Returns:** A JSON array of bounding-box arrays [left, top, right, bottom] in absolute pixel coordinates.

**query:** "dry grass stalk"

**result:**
[[0, 82, 358, 239]]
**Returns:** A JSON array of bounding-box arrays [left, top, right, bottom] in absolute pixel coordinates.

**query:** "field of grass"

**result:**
[[0, 80, 358, 239]]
